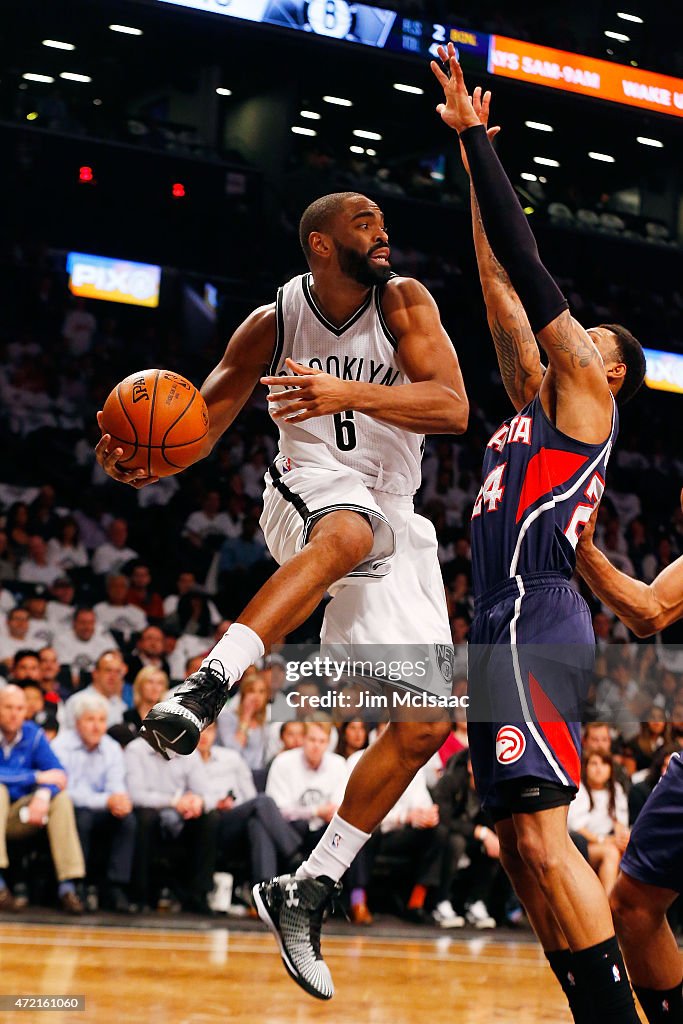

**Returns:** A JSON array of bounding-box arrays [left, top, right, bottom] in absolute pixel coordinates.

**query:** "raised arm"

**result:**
[[462, 88, 543, 412], [96, 304, 276, 486], [576, 504, 683, 637], [473, 191, 543, 411], [431, 47, 611, 439], [261, 277, 468, 435]]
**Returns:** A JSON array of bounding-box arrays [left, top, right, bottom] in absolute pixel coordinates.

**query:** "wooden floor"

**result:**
[[0, 923, 647, 1023]]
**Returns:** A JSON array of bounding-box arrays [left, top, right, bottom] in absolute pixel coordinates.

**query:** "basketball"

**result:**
[[100, 369, 209, 478]]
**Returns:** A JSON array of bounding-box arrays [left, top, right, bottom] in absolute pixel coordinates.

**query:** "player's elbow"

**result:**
[[630, 607, 668, 639], [444, 391, 469, 434]]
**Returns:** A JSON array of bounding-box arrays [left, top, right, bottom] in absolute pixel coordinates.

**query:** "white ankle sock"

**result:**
[[296, 814, 371, 883], [201, 622, 264, 688]]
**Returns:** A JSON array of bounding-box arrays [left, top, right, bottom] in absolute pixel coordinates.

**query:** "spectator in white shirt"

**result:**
[[0, 608, 35, 672], [94, 575, 148, 643], [567, 752, 630, 896], [265, 721, 347, 855], [64, 650, 128, 728], [56, 608, 117, 689], [46, 518, 88, 573], [17, 536, 61, 587], [52, 691, 135, 912], [162, 571, 221, 627], [92, 519, 138, 577], [23, 586, 56, 648], [46, 577, 76, 630], [183, 491, 235, 547]]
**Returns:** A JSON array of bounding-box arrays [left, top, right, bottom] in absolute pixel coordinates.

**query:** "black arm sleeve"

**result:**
[[461, 124, 569, 334]]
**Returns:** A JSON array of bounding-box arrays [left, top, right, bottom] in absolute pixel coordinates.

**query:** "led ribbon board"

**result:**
[[489, 36, 683, 118]]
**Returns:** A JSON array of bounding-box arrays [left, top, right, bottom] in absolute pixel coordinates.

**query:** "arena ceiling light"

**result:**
[[42, 39, 75, 50], [588, 151, 616, 162], [291, 126, 317, 136], [300, 110, 321, 119], [525, 120, 553, 132], [350, 145, 365, 154], [604, 30, 630, 41], [109, 24, 143, 35], [215, 88, 232, 96], [393, 83, 424, 95], [521, 172, 538, 181], [617, 12, 644, 22], [323, 95, 352, 106], [353, 129, 382, 140], [533, 156, 560, 167], [637, 136, 663, 147], [60, 72, 92, 83], [366, 148, 377, 156], [22, 73, 54, 83]]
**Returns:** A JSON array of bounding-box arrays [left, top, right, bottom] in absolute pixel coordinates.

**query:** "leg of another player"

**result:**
[[513, 807, 641, 1022], [497, 819, 596, 1024], [296, 716, 451, 882], [611, 872, 683, 1023]]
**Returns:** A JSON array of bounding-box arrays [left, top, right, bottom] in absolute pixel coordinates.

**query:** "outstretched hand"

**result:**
[[430, 42, 481, 134], [431, 44, 500, 173]]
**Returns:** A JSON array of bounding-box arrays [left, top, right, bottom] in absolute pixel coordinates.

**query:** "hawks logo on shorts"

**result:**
[[495, 726, 526, 764]]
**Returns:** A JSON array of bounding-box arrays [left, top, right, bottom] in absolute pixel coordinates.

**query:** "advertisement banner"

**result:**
[[643, 347, 683, 395], [67, 252, 162, 308], [489, 35, 683, 118]]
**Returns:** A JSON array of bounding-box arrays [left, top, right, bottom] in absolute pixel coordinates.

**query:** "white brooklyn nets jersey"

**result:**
[[269, 273, 424, 495]]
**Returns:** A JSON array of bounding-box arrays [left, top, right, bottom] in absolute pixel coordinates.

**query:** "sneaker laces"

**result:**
[[308, 884, 344, 959], [173, 661, 229, 725]]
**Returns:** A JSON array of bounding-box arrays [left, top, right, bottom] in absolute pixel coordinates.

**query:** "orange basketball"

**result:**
[[100, 369, 209, 478]]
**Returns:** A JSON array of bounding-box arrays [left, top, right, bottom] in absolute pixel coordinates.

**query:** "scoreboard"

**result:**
[[156, 0, 683, 118], [155, 0, 490, 69]]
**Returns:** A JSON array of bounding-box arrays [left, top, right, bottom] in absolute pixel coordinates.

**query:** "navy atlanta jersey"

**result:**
[[470, 393, 618, 597]]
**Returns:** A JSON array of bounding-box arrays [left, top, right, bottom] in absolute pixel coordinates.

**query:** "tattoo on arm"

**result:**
[[490, 313, 538, 406], [548, 311, 599, 368]]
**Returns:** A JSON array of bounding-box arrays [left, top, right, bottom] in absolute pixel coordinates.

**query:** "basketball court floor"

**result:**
[[0, 921, 650, 1022]]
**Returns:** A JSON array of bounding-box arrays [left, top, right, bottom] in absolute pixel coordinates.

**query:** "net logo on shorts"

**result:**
[[495, 725, 526, 764]]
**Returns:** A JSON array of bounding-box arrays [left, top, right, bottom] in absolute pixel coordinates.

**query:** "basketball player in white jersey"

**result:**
[[96, 191, 468, 998]]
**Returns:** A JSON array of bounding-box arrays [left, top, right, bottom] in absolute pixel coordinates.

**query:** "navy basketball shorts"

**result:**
[[468, 573, 595, 818], [621, 752, 683, 893]]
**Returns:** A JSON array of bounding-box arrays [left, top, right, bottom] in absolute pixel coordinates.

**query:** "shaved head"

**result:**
[[299, 192, 366, 259]]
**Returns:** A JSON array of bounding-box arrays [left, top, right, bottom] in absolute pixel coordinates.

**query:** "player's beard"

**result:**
[[334, 239, 392, 287]]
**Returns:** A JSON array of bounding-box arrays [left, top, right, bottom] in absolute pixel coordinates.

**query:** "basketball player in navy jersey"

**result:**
[[577, 506, 683, 1023], [432, 45, 646, 1023], [97, 191, 469, 997]]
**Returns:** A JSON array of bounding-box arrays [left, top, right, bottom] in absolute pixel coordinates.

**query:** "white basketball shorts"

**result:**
[[260, 455, 451, 646]]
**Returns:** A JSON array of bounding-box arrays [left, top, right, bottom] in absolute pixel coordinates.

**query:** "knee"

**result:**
[[610, 876, 659, 938], [254, 794, 276, 817], [391, 719, 451, 767], [498, 835, 524, 878], [311, 513, 374, 572], [516, 830, 563, 882]]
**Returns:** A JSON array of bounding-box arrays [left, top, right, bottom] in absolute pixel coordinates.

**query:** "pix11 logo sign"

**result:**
[[67, 252, 162, 308]]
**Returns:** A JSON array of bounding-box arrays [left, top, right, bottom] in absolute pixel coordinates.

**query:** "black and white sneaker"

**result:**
[[139, 661, 229, 760], [252, 874, 341, 1000]]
